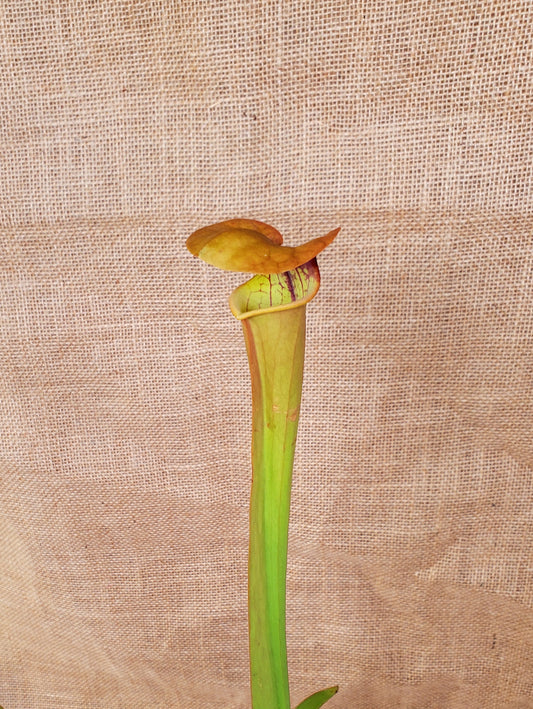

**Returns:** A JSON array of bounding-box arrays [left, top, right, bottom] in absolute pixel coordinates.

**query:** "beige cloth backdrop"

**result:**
[[1, 1, 533, 708]]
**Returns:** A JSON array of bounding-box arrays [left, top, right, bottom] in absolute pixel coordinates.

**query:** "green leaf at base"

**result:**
[[294, 685, 339, 709]]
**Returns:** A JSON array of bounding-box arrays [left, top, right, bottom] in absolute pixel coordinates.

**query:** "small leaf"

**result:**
[[294, 685, 339, 709]]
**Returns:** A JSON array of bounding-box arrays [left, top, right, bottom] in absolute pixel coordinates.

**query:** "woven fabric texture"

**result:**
[[1, 2, 532, 708]]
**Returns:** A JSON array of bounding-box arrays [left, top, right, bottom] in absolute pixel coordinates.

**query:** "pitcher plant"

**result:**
[[187, 219, 339, 709]]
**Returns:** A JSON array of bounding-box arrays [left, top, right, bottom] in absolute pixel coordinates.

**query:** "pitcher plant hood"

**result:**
[[186, 218, 340, 274]]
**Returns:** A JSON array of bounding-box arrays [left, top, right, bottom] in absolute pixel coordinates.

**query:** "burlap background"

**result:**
[[1, 1, 532, 707]]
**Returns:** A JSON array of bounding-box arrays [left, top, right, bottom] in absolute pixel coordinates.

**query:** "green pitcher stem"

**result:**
[[242, 306, 307, 709]]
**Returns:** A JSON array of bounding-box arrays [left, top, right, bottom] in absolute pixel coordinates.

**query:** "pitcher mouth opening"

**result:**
[[229, 258, 321, 320]]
